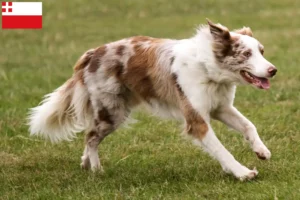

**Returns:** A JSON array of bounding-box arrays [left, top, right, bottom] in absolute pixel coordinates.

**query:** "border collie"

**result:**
[[28, 19, 277, 181]]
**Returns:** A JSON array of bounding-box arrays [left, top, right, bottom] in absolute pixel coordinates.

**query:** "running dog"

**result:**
[[28, 19, 277, 180]]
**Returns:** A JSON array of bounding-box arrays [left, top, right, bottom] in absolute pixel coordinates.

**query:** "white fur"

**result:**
[[28, 81, 92, 143]]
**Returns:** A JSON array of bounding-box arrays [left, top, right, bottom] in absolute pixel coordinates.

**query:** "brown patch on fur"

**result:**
[[179, 91, 208, 139], [105, 60, 124, 79], [98, 108, 113, 125], [124, 69, 156, 101], [65, 69, 85, 91], [223, 41, 252, 66], [130, 36, 166, 47], [234, 27, 253, 37], [171, 73, 184, 96], [207, 20, 241, 63], [207, 19, 231, 41], [172, 73, 208, 139], [123, 42, 159, 101], [131, 36, 153, 44], [117, 36, 177, 106], [74, 49, 95, 72], [213, 36, 240, 63], [88, 46, 107, 73], [116, 45, 126, 56], [76, 70, 85, 85], [184, 105, 208, 140], [86, 130, 98, 142]]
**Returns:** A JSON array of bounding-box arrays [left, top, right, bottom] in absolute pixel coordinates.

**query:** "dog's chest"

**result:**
[[203, 82, 235, 111]]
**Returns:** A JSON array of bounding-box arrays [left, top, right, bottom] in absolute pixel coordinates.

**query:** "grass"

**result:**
[[1, 0, 300, 199]]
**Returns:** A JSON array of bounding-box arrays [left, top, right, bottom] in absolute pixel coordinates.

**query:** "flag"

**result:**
[[2, 2, 42, 29]]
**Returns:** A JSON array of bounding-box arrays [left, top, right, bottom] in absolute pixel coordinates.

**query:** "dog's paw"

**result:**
[[234, 166, 258, 181], [238, 168, 258, 181], [253, 144, 271, 160], [91, 164, 104, 173]]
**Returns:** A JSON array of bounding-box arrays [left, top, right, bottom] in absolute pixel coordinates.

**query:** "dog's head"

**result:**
[[207, 19, 277, 89]]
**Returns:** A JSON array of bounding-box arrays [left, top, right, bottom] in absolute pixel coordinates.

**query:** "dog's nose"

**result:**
[[268, 67, 277, 77]]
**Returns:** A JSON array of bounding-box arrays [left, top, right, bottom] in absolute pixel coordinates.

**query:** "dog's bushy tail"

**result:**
[[28, 49, 94, 143]]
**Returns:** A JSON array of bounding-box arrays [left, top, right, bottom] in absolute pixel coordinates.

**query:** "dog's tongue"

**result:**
[[259, 78, 270, 89]]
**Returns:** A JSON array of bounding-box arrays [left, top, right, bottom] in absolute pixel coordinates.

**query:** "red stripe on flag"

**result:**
[[2, 15, 42, 29]]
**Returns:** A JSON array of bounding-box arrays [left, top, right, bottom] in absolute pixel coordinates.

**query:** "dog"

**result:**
[[28, 19, 277, 181]]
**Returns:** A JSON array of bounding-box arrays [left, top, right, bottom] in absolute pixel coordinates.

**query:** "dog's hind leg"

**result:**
[[81, 144, 90, 170], [80, 93, 130, 172]]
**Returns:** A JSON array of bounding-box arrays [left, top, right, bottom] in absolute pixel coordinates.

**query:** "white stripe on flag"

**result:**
[[2, 2, 42, 16]]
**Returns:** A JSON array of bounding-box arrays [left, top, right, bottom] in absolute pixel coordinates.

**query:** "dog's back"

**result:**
[[28, 36, 183, 142]]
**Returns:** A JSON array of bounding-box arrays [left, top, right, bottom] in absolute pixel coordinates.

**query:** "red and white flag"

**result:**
[[2, 2, 42, 29]]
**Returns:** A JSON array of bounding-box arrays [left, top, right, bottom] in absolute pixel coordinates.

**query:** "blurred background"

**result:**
[[1, 0, 300, 199]]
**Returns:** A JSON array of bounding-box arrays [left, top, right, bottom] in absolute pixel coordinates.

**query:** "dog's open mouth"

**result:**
[[240, 70, 270, 89]]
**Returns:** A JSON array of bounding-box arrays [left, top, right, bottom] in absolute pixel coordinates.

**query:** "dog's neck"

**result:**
[[189, 27, 240, 86]]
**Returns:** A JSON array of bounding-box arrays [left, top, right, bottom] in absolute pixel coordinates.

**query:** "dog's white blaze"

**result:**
[[241, 36, 273, 77]]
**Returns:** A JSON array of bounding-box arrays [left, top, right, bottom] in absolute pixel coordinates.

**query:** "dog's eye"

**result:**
[[243, 51, 252, 57], [260, 49, 264, 55]]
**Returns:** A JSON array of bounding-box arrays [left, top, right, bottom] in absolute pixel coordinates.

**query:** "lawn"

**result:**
[[1, 0, 300, 199]]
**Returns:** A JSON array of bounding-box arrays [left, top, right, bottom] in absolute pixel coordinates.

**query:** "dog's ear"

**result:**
[[234, 27, 253, 37], [206, 19, 235, 62], [206, 18, 230, 41]]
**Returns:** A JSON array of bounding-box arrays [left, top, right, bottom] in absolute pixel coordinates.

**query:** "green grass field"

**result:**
[[1, 0, 300, 199]]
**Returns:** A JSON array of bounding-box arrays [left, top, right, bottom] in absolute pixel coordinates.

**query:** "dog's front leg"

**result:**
[[214, 106, 271, 160], [197, 126, 258, 180], [181, 102, 258, 180]]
